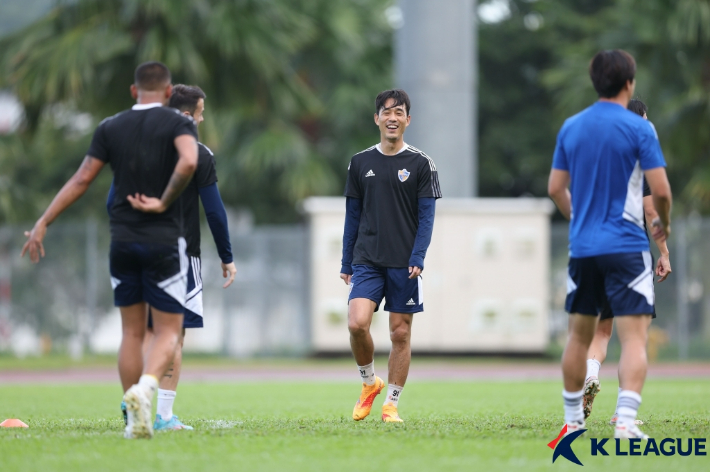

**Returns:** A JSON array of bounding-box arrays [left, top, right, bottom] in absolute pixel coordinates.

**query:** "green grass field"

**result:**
[[1, 378, 708, 472]]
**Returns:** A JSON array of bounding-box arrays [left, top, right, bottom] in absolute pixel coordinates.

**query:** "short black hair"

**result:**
[[589, 50, 636, 98], [375, 89, 411, 116], [134, 61, 171, 91], [627, 98, 647, 117], [169, 84, 206, 115]]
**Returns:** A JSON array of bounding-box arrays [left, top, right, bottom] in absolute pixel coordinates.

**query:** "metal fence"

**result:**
[[0, 222, 309, 358], [1, 218, 709, 359]]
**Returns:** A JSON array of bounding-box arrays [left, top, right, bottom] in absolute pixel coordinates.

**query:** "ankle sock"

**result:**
[[616, 390, 642, 426], [138, 374, 158, 399], [562, 388, 585, 424], [384, 384, 403, 408], [157, 389, 176, 420], [357, 362, 376, 386], [586, 359, 601, 379]]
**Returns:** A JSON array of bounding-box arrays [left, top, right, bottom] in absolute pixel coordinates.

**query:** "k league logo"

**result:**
[[547, 426, 708, 466]]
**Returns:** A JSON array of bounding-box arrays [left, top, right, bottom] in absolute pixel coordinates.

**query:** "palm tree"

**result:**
[[0, 0, 394, 223]]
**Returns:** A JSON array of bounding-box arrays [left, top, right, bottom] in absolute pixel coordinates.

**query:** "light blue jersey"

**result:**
[[552, 101, 666, 258]]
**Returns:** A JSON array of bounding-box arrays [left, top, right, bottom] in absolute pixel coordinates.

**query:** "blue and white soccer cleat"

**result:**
[[121, 401, 127, 425], [154, 414, 194, 431]]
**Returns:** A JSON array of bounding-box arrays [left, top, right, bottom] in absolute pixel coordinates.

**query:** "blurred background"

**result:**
[[1, 0, 710, 361]]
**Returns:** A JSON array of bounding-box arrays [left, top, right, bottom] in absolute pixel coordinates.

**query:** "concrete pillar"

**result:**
[[394, 0, 477, 197]]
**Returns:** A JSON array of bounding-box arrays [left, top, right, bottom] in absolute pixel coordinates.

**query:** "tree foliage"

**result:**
[[3, 0, 710, 225], [0, 0, 393, 224]]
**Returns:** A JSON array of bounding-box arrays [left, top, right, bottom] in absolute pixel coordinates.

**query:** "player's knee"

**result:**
[[389, 324, 411, 345], [348, 319, 369, 338]]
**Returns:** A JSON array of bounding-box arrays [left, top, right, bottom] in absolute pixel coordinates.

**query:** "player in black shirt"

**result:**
[[581, 98, 672, 424], [110, 84, 236, 431], [22, 62, 199, 439], [340, 89, 442, 423]]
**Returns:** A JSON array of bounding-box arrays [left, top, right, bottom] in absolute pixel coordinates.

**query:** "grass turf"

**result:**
[[1, 379, 708, 472]]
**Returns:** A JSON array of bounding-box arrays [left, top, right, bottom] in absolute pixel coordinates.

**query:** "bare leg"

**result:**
[[119, 302, 148, 392], [348, 298, 377, 366], [143, 309, 183, 380], [387, 313, 413, 386], [562, 314, 599, 392], [142, 327, 153, 360], [160, 329, 185, 390], [616, 315, 652, 393], [588, 318, 614, 364], [143, 326, 184, 390]]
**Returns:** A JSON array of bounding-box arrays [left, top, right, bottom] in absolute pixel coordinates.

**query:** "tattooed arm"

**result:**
[[127, 134, 198, 213]]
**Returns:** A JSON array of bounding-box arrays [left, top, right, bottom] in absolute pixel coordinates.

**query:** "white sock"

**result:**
[[586, 359, 601, 379], [562, 388, 585, 424], [616, 390, 642, 426], [384, 384, 403, 408], [157, 389, 176, 420], [357, 362, 376, 386], [138, 374, 159, 399], [614, 387, 622, 416]]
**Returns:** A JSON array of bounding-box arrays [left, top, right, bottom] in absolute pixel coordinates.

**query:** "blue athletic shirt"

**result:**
[[552, 101, 666, 258]]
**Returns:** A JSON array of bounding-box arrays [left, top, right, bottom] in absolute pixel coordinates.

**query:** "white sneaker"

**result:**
[[564, 420, 586, 436], [582, 376, 600, 419], [614, 422, 649, 439], [609, 414, 643, 425], [123, 385, 154, 439]]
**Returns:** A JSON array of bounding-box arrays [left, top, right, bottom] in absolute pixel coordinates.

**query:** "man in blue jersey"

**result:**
[[548, 50, 672, 439], [582, 99, 672, 425]]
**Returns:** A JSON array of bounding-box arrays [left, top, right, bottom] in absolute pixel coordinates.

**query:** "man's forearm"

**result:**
[[160, 170, 193, 209], [551, 189, 572, 220], [40, 156, 102, 225], [341, 197, 362, 274], [652, 194, 671, 228], [40, 178, 90, 226]]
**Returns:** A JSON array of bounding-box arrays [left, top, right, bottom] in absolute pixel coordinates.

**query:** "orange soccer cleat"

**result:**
[[381, 403, 403, 423], [352, 376, 385, 421]]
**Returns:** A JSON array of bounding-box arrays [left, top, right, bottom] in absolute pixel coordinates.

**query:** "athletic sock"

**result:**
[[384, 384, 403, 408], [357, 361, 376, 386], [586, 359, 601, 379], [616, 390, 642, 426], [562, 388, 585, 424], [157, 389, 177, 420], [138, 374, 159, 399], [614, 387, 622, 416]]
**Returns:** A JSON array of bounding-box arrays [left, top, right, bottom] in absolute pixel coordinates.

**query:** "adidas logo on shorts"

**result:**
[[365, 169, 375, 177], [406, 298, 415, 306]]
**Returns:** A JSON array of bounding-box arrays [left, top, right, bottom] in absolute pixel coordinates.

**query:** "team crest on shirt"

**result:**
[[398, 169, 410, 182]]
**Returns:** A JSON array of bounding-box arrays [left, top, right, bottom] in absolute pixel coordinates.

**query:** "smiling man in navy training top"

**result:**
[[340, 89, 442, 423]]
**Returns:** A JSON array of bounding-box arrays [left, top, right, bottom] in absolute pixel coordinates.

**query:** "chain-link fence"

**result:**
[[0, 222, 309, 358], [1, 218, 709, 359]]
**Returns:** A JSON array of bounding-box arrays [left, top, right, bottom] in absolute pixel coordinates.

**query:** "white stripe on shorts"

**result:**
[[418, 275, 423, 305], [157, 237, 189, 306]]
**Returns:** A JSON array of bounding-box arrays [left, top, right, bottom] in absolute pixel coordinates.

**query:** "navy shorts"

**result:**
[[148, 256, 204, 329], [110, 238, 188, 314], [600, 252, 656, 320], [349, 264, 423, 314], [566, 251, 655, 317]]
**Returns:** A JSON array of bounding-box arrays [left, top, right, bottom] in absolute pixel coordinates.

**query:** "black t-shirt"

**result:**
[[181, 143, 218, 257], [89, 104, 198, 245], [344, 143, 442, 268]]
